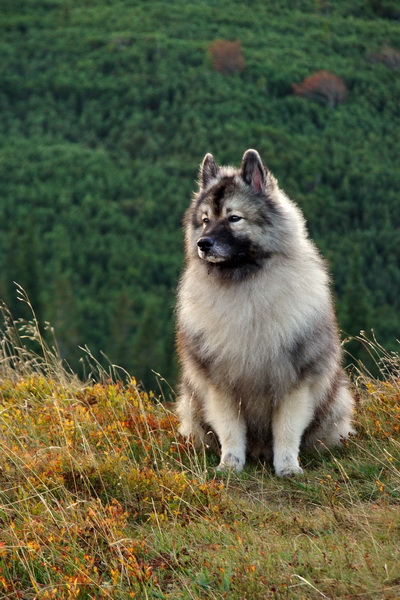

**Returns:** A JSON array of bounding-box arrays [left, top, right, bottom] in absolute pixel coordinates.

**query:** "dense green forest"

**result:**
[[0, 0, 399, 387]]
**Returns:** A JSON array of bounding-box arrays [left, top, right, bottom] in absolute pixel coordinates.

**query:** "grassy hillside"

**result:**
[[0, 310, 399, 599], [0, 0, 399, 386]]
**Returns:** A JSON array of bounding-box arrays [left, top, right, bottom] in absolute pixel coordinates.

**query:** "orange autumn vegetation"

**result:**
[[0, 376, 228, 598]]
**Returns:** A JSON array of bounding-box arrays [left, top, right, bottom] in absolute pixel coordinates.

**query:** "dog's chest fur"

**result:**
[[178, 252, 330, 401]]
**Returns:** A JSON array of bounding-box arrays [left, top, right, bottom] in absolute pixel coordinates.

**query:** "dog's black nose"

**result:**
[[197, 237, 214, 252]]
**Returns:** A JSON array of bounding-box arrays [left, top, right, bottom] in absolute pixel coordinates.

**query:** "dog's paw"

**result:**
[[178, 422, 192, 438], [274, 463, 304, 478], [217, 452, 245, 472]]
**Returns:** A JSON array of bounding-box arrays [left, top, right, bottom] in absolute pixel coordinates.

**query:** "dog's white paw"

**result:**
[[217, 452, 245, 472], [274, 462, 304, 478], [178, 421, 192, 438]]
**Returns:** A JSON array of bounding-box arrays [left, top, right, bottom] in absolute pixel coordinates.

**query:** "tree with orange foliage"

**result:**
[[208, 39, 245, 75], [292, 70, 347, 107]]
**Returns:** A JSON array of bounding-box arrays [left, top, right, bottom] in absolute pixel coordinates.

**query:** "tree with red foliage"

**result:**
[[208, 40, 245, 75], [292, 70, 347, 107]]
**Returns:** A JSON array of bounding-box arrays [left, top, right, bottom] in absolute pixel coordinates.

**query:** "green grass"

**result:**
[[0, 302, 399, 599]]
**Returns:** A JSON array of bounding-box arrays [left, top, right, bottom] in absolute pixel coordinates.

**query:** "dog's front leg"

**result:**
[[272, 384, 313, 477], [205, 387, 246, 472]]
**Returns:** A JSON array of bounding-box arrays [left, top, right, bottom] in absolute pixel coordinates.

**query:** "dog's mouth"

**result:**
[[197, 248, 230, 263], [197, 247, 253, 269]]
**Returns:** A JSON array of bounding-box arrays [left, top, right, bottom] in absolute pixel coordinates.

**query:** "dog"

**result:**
[[176, 149, 354, 476]]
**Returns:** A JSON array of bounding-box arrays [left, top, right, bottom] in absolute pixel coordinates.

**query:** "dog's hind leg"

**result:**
[[204, 387, 246, 472], [272, 384, 314, 477]]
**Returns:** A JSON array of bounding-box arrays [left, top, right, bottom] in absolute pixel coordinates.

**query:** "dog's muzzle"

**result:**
[[197, 237, 230, 263]]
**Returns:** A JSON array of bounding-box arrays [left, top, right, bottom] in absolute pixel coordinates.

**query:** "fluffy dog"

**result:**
[[176, 149, 354, 476]]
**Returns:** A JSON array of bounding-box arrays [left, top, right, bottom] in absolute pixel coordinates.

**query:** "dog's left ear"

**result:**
[[240, 149, 267, 193], [199, 153, 219, 190]]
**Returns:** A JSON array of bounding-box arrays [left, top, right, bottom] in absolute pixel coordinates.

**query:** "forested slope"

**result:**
[[0, 0, 399, 386]]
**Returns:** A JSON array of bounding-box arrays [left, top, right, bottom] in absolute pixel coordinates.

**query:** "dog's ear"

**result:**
[[199, 153, 219, 189], [240, 149, 267, 193]]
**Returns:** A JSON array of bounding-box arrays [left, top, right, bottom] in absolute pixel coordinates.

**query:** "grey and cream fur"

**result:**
[[176, 149, 354, 476]]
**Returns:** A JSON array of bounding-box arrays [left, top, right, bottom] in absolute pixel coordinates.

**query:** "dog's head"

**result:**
[[185, 149, 300, 279]]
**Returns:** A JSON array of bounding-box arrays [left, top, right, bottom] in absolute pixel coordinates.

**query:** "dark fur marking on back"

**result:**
[[289, 333, 322, 379], [178, 329, 214, 377], [289, 317, 338, 380]]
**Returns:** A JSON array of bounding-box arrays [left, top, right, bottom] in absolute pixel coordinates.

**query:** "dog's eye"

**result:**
[[228, 215, 242, 223], [202, 217, 210, 224]]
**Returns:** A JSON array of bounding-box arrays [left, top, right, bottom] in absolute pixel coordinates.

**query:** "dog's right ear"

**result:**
[[240, 149, 267, 194], [199, 153, 219, 190]]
